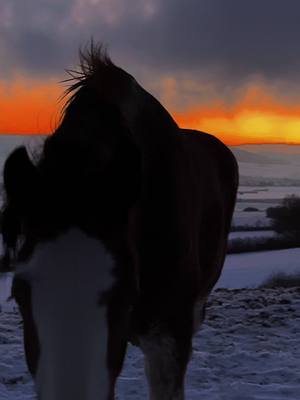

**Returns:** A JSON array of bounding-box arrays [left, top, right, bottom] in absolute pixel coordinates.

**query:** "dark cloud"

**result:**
[[1, 0, 300, 94], [118, 0, 300, 83]]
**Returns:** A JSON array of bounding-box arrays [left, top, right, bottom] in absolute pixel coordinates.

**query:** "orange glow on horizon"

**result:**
[[0, 77, 63, 135], [174, 107, 300, 145], [1, 78, 300, 145], [174, 86, 300, 145]]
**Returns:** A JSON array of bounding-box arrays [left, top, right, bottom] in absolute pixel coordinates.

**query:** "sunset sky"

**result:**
[[1, 0, 300, 145]]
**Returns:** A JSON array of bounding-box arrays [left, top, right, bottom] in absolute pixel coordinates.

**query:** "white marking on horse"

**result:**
[[16, 228, 115, 400], [140, 333, 185, 400]]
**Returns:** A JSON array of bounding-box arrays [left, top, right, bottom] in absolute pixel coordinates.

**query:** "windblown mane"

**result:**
[[62, 42, 115, 115]]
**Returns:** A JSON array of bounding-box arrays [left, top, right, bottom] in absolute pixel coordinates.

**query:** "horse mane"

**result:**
[[61, 41, 115, 117]]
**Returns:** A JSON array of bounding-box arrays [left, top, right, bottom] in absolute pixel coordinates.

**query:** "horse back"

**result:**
[[176, 129, 238, 294], [130, 129, 238, 332]]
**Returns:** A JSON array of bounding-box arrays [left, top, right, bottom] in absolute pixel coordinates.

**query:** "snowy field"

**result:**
[[234, 201, 279, 212], [1, 248, 300, 399], [232, 209, 271, 228], [1, 287, 300, 399], [238, 186, 300, 201], [230, 144, 300, 181], [217, 248, 300, 289], [229, 230, 276, 240], [231, 143, 300, 229], [232, 200, 273, 229]]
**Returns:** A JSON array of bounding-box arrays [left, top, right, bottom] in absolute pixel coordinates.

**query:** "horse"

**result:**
[[1, 43, 238, 400]]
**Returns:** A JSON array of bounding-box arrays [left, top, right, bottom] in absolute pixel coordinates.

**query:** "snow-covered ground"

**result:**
[[229, 230, 276, 240], [232, 210, 271, 228], [234, 201, 278, 212], [1, 287, 300, 399], [238, 186, 300, 201], [217, 248, 300, 289], [231, 144, 300, 181], [1, 248, 300, 399]]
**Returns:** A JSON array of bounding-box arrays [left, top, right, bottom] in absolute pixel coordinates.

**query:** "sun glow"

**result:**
[[173, 84, 300, 145], [174, 109, 300, 145], [1, 77, 300, 145]]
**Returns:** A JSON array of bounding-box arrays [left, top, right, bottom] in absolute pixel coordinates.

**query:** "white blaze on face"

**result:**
[[16, 229, 115, 400]]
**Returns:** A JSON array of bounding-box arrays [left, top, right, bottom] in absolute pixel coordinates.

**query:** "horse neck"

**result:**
[[123, 84, 179, 153]]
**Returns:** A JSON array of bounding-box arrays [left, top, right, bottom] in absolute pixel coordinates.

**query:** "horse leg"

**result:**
[[140, 332, 192, 400]]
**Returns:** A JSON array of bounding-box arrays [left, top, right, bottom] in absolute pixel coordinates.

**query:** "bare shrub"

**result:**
[[259, 272, 300, 288]]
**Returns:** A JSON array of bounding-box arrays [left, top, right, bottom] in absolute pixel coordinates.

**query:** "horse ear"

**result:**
[[3, 146, 38, 207]]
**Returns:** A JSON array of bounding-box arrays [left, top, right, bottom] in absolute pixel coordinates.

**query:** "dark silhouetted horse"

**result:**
[[1, 44, 238, 400]]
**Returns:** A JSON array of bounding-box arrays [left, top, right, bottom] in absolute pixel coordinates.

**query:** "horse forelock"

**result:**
[[61, 41, 116, 117]]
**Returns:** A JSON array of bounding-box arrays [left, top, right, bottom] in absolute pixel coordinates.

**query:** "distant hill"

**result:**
[[240, 144, 300, 155], [229, 144, 300, 183], [239, 175, 300, 187], [230, 147, 288, 165]]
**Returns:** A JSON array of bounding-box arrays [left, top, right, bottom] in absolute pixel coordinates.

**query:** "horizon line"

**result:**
[[0, 132, 299, 146]]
